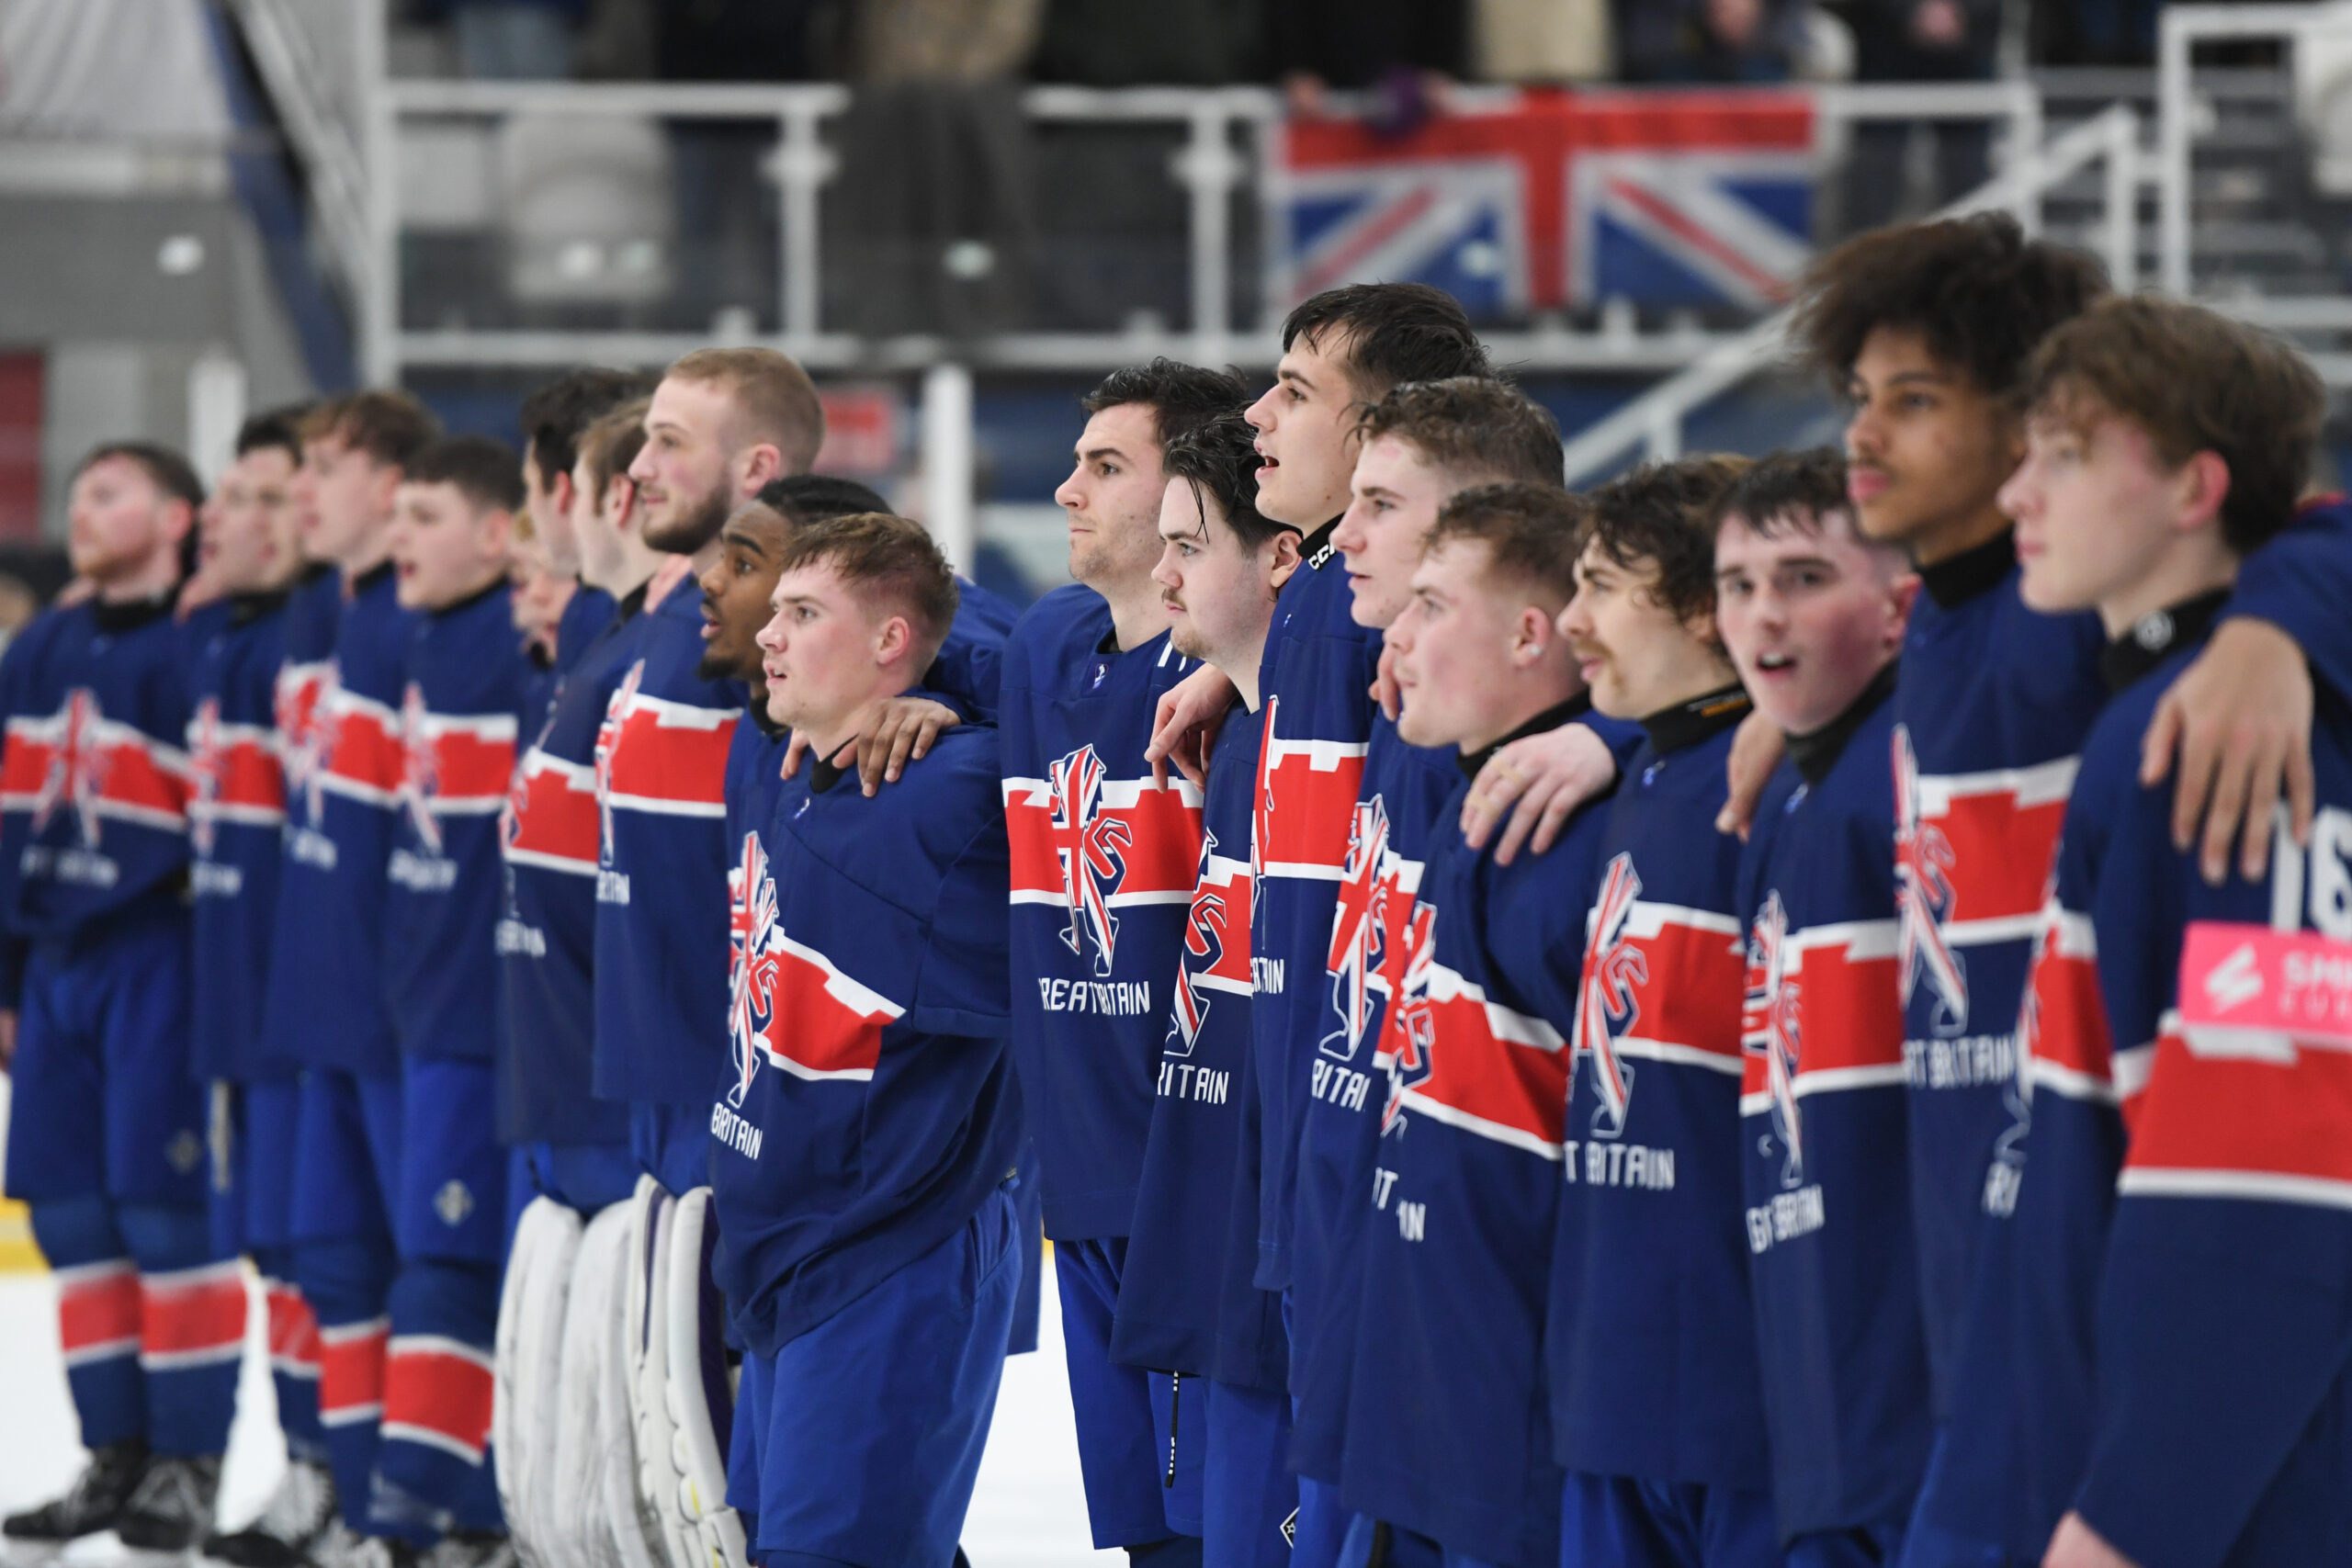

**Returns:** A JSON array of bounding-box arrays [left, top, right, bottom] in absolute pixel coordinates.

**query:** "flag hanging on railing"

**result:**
[[1267, 89, 1818, 320]]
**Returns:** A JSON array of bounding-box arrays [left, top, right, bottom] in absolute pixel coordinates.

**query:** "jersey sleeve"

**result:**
[[2228, 496, 2352, 707], [2072, 843, 2352, 1568], [906, 810, 1014, 1039]]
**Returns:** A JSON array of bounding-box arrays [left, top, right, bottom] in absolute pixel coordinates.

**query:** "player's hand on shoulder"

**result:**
[[1146, 662, 1236, 791], [2042, 1512, 2141, 1568], [835, 695, 963, 797], [1464, 720, 1618, 866], [1370, 638, 1401, 722], [2140, 616, 2313, 885], [1716, 706, 1787, 842]]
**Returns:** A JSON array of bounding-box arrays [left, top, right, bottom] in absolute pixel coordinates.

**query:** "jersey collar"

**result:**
[[1787, 659, 1899, 785], [2099, 588, 2230, 695], [1456, 692, 1593, 782], [1638, 683, 1750, 756], [1917, 527, 2017, 610]]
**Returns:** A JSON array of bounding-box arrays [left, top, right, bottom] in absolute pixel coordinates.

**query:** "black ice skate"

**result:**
[[200, 1457, 338, 1568], [115, 1452, 223, 1562], [1, 1440, 149, 1564]]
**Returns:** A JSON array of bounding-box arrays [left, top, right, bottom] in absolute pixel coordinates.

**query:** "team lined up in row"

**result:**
[[995, 226, 2352, 1568], [2, 205, 2348, 1568]]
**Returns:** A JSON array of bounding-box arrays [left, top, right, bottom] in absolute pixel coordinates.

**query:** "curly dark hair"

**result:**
[[1711, 446, 1851, 539], [1081, 359, 1250, 455], [1792, 212, 2109, 400], [1584, 455, 1749, 629]]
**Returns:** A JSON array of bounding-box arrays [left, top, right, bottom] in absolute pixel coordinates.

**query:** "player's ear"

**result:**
[[1265, 528, 1305, 592], [873, 613, 912, 668]]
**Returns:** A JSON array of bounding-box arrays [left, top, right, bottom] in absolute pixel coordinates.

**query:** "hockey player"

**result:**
[[500, 400, 664, 1224], [1714, 449, 1926, 1557], [518, 367, 658, 670], [1988, 297, 2347, 1568], [712, 512, 1021, 1568], [997, 360, 1240, 1564], [364, 436, 528, 1554], [262, 390, 442, 1549], [1769, 218, 2352, 1566], [1339, 480, 1618, 1568], [1544, 461, 1773, 1566], [190, 409, 352, 1568], [0, 443, 240, 1559], [1291, 377, 1579, 1568], [599, 349, 830, 1196], [1113, 412, 1301, 1568]]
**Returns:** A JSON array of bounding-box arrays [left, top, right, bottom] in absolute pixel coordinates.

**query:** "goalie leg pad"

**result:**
[[623, 1179, 698, 1568], [662, 1189, 745, 1568]]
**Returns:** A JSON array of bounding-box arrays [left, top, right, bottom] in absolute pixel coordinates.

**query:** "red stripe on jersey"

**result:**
[[266, 1280, 322, 1376], [1911, 762, 2074, 931], [2019, 906, 2114, 1102], [1004, 768, 1204, 900], [141, 1262, 247, 1366], [1253, 698, 1367, 880], [2123, 1025, 2352, 1194], [3, 695, 194, 823], [605, 698, 736, 809], [211, 739, 285, 813], [381, 1337, 494, 1462], [324, 700, 403, 794], [1740, 920, 1905, 1095], [56, 1259, 141, 1362], [503, 750, 599, 869], [189, 703, 286, 817], [318, 1318, 390, 1425], [755, 931, 904, 1080], [416, 728, 517, 802], [1578, 888, 1747, 1071], [1404, 962, 1571, 1154]]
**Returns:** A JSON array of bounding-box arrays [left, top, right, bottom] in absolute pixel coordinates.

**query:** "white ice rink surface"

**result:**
[[0, 1259, 1119, 1568]]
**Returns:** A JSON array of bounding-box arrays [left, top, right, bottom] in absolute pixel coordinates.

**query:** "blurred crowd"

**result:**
[[404, 0, 2178, 97]]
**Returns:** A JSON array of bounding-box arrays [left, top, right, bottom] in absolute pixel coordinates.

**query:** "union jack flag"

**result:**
[[1268, 90, 1818, 320], [1575, 852, 1648, 1139], [1744, 891, 1806, 1189], [1323, 795, 1392, 1063], [728, 830, 784, 1106], [1048, 744, 1130, 976], [33, 689, 110, 847], [1169, 842, 1231, 1059], [1893, 725, 1969, 1034]]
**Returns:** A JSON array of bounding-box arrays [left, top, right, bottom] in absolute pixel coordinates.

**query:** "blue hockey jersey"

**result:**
[[594, 575, 1010, 1109], [383, 582, 523, 1063], [707, 722, 1019, 1357], [0, 595, 197, 943], [188, 591, 292, 1083], [999, 584, 1204, 1241], [498, 585, 654, 1145], [1250, 522, 1379, 1292], [1289, 715, 1460, 1484], [1110, 705, 1283, 1390], [1549, 698, 1769, 1494], [1897, 504, 2352, 1417], [1736, 668, 1929, 1538], [1341, 700, 1615, 1568], [256, 564, 414, 1078], [1986, 601, 2352, 1565]]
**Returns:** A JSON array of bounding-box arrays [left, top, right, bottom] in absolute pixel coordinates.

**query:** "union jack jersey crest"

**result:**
[[1268, 90, 1817, 320], [1380, 902, 1439, 1133], [1574, 852, 1648, 1139], [1894, 725, 1969, 1035], [593, 659, 645, 868], [277, 661, 337, 829], [728, 829, 784, 1106], [1323, 794, 1393, 1062], [1048, 744, 1130, 976], [1169, 829, 1250, 1057], [397, 683, 444, 856], [31, 688, 113, 847], [1743, 891, 1805, 1189]]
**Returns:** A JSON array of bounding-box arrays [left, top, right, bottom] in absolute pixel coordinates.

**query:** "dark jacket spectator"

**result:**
[[1618, 0, 1807, 83], [1835, 0, 2000, 82], [1029, 0, 1265, 86]]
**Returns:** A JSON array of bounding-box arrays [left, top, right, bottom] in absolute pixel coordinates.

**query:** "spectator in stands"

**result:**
[[1619, 0, 1807, 81], [1272, 1, 1465, 137], [1469, 0, 1612, 84], [1028, 0, 1264, 86], [416, 0, 586, 79], [851, 0, 1046, 81], [1838, 0, 2002, 229]]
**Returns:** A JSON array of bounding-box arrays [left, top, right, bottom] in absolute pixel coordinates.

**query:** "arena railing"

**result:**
[[1557, 101, 2143, 487]]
